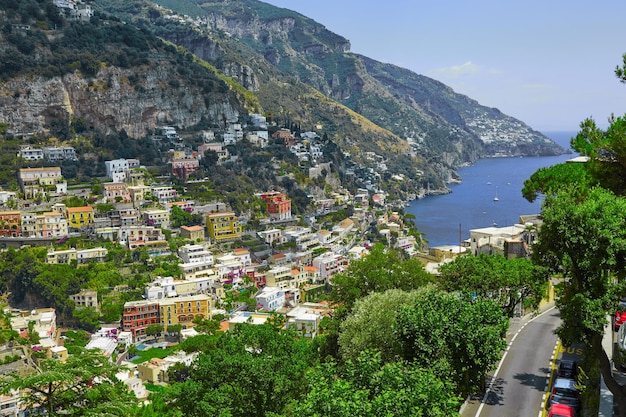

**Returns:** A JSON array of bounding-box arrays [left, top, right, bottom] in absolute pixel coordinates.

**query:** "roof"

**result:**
[[66, 206, 94, 212], [181, 225, 204, 231], [207, 211, 236, 217]]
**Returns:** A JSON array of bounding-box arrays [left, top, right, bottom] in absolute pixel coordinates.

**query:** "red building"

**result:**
[[0, 211, 21, 237], [170, 158, 199, 181], [122, 300, 160, 341], [260, 191, 292, 221]]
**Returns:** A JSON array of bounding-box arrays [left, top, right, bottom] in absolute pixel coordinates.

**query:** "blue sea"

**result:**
[[405, 131, 578, 247]]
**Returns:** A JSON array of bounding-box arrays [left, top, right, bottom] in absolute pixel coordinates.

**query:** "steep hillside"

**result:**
[[0, 0, 566, 202], [140, 0, 565, 166]]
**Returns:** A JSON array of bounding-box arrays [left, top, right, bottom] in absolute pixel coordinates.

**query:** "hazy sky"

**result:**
[[262, 0, 626, 133]]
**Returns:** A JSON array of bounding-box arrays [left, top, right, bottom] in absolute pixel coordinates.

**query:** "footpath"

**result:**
[[599, 318, 626, 417]]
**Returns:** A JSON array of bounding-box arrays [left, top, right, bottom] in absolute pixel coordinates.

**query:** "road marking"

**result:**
[[542, 339, 560, 416], [474, 306, 555, 417]]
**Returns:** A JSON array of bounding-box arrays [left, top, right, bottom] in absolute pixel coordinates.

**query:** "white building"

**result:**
[[255, 287, 285, 311], [178, 244, 214, 264], [145, 276, 177, 300], [469, 224, 527, 256], [105, 158, 131, 182]]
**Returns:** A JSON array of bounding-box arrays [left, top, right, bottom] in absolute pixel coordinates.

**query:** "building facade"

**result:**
[[0, 211, 21, 237], [66, 206, 94, 230], [159, 294, 212, 332], [121, 300, 160, 341], [206, 212, 241, 242]]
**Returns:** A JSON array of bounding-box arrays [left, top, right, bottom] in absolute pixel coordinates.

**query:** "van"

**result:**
[[547, 378, 581, 410]]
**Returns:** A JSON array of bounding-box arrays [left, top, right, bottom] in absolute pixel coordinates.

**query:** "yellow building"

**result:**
[[66, 206, 94, 229], [206, 211, 241, 242], [159, 294, 212, 332]]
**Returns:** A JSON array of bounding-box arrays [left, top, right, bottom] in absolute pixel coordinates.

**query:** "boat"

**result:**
[[493, 187, 499, 202]]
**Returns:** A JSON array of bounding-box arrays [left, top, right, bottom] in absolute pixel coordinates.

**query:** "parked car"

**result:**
[[547, 378, 581, 410], [557, 359, 579, 381], [615, 320, 626, 370], [548, 403, 577, 417], [616, 297, 626, 331]]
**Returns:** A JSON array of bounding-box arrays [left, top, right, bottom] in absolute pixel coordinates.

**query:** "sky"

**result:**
[[262, 0, 626, 133]]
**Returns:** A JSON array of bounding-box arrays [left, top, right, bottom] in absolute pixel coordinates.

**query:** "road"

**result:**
[[462, 307, 562, 417]]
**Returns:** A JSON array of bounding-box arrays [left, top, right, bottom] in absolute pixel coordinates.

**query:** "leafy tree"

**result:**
[[532, 186, 626, 414], [0, 348, 139, 416], [437, 254, 550, 317], [191, 315, 223, 335], [168, 324, 182, 340], [167, 323, 317, 417], [330, 243, 433, 310], [338, 289, 417, 363], [0, 246, 46, 304], [169, 206, 203, 228], [290, 350, 461, 417], [394, 287, 508, 397], [522, 161, 595, 203], [569, 115, 626, 196], [146, 324, 164, 338], [72, 306, 100, 332], [178, 334, 220, 354], [615, 52, 626, 83]]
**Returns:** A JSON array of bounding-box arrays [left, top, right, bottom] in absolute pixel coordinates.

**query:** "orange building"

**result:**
[[260, 191, 292, 221], [122, 300, 160, 341], [0, 211, 21, 237]]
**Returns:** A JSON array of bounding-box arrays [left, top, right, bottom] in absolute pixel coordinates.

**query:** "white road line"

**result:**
[[474, 307, 555, 417]]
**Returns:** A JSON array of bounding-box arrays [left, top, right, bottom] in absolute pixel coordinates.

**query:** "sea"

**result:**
[[405, 131, 578, 247]]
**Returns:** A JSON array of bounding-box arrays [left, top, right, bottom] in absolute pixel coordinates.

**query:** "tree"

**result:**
[[394, 287, 508, 397], [338, 289, 417, 363], [167, 324, 182, 341], [330, 243, 433, 310], [191, 316, 222, 335], [570, 115, 626, 195], [615, 52, 626, 82], [0, 348, 139, 416], [72, 306, 100, 332], [437, 253, 550, 317], [522, 161, 595, 203], [168, 323, 317, 417], [290, 350, 461, 417], [532, 186, 626, 415], [146, 324, 164, 339]]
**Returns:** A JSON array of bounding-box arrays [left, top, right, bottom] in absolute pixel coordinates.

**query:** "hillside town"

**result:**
[[0, 114, 548, 412]]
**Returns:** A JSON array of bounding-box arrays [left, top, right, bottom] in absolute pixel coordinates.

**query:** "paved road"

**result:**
[[462, 307, 561, 417]]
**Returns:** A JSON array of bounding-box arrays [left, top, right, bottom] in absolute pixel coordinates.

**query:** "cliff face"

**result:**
[[137, 0, 565, 169], [0, 64, 242, 138]]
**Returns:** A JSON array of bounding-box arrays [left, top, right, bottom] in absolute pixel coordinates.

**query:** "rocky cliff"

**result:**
[[0, 64, 242, 138], [131, 0, 565, 169]]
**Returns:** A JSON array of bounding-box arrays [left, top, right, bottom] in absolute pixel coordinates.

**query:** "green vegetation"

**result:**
[[0, 348, 139, 416], [520, 59, 626, 416], [438, 253, 549, 317]]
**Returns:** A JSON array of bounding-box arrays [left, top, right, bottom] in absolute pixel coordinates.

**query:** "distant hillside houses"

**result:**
[[18, 145, 78, 162], [104, 158, 141, 182], [17, 166, 67, 198], [52, 0, 93, 21]]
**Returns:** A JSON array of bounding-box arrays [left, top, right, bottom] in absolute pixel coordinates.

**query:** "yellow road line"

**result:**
[[542, 339, 561, 416]]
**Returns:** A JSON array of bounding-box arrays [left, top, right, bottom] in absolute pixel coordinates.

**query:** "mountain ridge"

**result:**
[[0, 0, 566, 203]]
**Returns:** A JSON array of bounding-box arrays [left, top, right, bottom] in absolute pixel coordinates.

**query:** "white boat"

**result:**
[[493, 187, 499, 202]]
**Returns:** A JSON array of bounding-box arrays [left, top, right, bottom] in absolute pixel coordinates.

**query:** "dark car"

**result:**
[[557, 359, 579, 380], [547, 378, 581, 410]]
